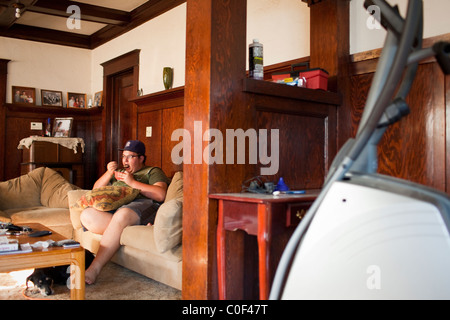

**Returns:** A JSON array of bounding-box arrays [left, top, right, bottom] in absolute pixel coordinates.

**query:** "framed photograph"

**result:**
[[53, 117, 73, 137], [12, 86, 36, 105], [41, 89, 63, 107], [67, 92, 87, 108], [94, 91, 103, 107]]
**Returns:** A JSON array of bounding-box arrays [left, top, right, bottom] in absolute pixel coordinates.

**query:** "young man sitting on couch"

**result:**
[[80, 140, 170, 284]]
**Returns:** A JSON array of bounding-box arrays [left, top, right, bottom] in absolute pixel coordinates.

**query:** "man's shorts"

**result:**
[[113, 198, 161, 225]]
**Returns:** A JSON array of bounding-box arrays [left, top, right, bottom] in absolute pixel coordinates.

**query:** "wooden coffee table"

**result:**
[[0, 223, 85, 300]]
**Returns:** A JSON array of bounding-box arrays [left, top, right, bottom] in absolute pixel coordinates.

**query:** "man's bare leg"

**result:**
[[82, 208, 140, 284]]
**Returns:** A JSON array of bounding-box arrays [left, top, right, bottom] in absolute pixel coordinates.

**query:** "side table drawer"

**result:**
[[286, 202, 313, 227]]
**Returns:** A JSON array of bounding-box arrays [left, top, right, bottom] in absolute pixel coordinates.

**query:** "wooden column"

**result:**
[[0, 59, 9, 181], [304, 0, 351, 148], [183, 0, 248, 299]]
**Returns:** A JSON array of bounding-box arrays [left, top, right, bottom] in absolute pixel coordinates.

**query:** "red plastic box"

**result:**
[[299, 68, 329, 90]]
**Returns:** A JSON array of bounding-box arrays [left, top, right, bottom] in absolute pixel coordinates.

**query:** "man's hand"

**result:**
[[107, 161, 118, 174], [114, 170, 135, 185]]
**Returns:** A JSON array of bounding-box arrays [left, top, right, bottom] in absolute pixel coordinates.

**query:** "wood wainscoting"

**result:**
[[130, 86, 184, 178], [346, 33, 450, 195]]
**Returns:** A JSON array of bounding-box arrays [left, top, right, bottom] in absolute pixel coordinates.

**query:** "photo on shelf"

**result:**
[[94, 91, 102, 107], [41, 89, 63, 107], [53, 117, 73, 137], [12, 86, 36, 105], [67, 92, 87, 108]]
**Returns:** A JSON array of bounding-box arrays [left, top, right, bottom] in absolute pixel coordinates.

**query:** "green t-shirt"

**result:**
[[110, 166, 170, 201]]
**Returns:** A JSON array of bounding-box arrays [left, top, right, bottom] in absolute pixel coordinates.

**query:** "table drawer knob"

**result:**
[[296, 209, 306, 220]]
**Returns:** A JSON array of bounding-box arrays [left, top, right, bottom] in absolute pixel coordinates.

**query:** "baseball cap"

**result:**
[[119, 140, 145, 155]]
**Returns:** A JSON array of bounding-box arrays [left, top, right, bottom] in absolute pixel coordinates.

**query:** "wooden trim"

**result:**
[[130, 86, 184, 108], [301, 0, 324, 6], [0, 59, 9, 181], [0, 24, 91, 49], [101, 49, 140, 76], [28, 0, 131, 25], [350, 33, 450, 75], [351, 33, 450, 63], [243, 78, 341, 106]]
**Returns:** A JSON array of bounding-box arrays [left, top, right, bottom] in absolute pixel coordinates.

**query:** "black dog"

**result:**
[[26, 250, 94, 296]]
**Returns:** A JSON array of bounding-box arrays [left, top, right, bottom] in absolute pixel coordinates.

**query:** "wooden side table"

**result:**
[[19, 139, 85, 188], [210, 190, 319, 300], [0, 223, 85, 300]]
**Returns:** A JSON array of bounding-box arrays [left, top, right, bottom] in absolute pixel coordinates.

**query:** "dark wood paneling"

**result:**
[[137, 109, 162, 168], [349, 56, 448, 194], [256, 110, 326, 190], [2, 104, 102, 187], [162, 106, 184, 177], [132, 86, 184, 178]]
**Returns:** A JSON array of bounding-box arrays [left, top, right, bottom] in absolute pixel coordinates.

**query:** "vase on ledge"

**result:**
[[163, 67, 173, 90]]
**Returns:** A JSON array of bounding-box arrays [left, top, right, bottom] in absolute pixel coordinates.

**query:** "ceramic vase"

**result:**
[[163, 67, 173, 90]]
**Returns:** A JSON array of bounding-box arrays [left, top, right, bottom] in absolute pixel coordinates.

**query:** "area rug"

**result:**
[[0, 262, 181, 300]]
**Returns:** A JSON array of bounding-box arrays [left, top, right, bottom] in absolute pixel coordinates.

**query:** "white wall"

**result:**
[[91, 3, 186, 95], [247, 0, 310, 68], [0, 37, 91, 104], [90, 0, 309, 95], [1, 0, 449, 102], [350, 0, 450, 54]]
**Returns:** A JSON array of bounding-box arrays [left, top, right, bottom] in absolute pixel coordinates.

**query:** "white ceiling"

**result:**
[[14, 0, 149, 36], [0, 0, 184, 48], [18, 11, 106, 35]]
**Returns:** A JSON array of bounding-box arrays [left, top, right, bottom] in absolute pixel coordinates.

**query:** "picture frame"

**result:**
[[67, 92, 87, 108], [41, 89, 63, 107], [12, 86, 36, 105], [93, 91, 103, 107], [53, 117, 73, 137]]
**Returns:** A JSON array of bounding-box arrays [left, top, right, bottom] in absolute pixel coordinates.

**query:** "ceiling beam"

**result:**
[[0, 0, 187, 49], [28, 0, 131, 25], [0, 23, 91, 48]]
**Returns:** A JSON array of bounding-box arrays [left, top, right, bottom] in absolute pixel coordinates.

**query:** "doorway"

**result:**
[[110, 70, 134, 162], [100, 50, 140, 170]]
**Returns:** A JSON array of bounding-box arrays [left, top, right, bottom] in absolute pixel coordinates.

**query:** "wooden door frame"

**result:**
[[99, 49, 140, 172], [0, 59, 10, 181]]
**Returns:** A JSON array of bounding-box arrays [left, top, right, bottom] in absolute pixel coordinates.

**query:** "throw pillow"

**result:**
[[165, 171, 183, 202], [74, 186, 140, 211], [0, 168, 43, 211], [41, 168, 80, 208], [153, 198, 183, 253]]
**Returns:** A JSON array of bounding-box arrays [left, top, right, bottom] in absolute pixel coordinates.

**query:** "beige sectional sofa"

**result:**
[[0, 167, 79, 238], [68, 171, 183, 290]]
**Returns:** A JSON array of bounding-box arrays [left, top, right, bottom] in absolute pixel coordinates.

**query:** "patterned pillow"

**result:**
[[74, 186, 140, 211]]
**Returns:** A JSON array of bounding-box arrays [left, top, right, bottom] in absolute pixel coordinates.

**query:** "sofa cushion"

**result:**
[[41, 168, 79, 208], [74, 186, 140, 211], [153, 199, 183, 253], [165, 171, 183, 202], [7, 206, 71, 227], [0, 210, 11, 223], [68, 189, 89, 230], [120, 225, 182, 262], [0, 167, 44, 210]]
